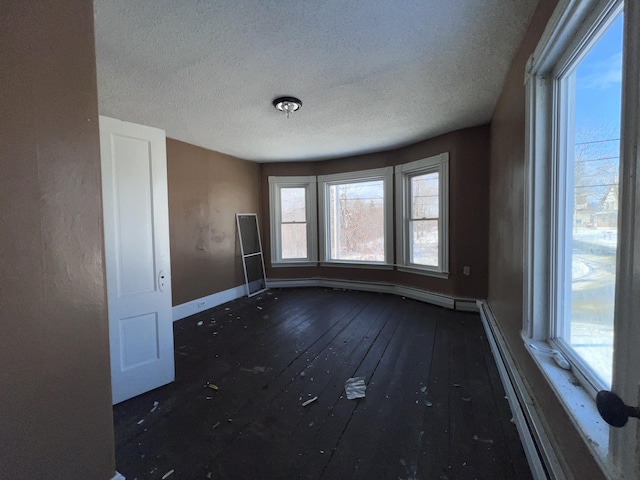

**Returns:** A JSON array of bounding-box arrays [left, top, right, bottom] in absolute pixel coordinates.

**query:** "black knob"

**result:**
[[596, 390, 640, 428]]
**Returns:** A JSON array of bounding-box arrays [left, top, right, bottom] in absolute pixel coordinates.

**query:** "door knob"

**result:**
[[158, 270, 167, 292], [596, 390, 640, 427]]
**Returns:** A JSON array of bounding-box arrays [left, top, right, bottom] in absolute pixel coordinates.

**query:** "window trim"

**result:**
[[523, 0, 636, 476], [554, 5, 623, 393], [268, 176, 317, 266], [318, 167, 393, 266], [395, 153, 449, 278], [525, 0, 622, 384]]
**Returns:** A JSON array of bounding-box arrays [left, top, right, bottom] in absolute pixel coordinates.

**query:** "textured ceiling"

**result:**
[[94, 0, 537, 162]]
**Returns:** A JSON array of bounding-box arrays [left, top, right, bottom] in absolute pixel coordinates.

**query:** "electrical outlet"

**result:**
[[197, 301, 206, 309], [463, 266, 470, 276]]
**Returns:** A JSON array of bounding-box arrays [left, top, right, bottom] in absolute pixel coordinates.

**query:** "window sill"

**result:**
[[396, 265, 449, 279], [271, 261, 318, 268], [522, 334, 618, 479], [319, 261, 394, 270]]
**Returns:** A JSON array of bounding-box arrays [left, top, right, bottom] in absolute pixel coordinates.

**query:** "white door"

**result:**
[[99, 116, 174, 404]]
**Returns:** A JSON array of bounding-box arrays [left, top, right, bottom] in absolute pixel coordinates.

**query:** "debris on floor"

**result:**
[[240, 366, 270, 374], [420, 386, 427, 393], [161, 469, 174, 479], [424, 400, 433, 407], [150, 401, 159, 413], [472, 434, 494, 444], [197, 321, 204, 326], [302, 396, 318, 407], [207, 383, 219, 390], [344, 376, 367, 400]]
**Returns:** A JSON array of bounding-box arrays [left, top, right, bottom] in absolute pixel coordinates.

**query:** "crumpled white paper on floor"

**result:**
[[344, 376, 367, 400]]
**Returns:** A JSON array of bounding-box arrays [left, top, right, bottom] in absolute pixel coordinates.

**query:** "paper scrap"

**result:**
[[302, 396, 318, 407], [161, 470, 174, 479], [240, 366, 269, 374], [208, 384, 219, 390], [344, 377, 367, 400], [150, 401, 159, 413]]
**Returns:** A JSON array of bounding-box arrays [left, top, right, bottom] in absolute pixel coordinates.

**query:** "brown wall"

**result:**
[[167, 139, 262, 306], [488, 0, 605, 478], [0, 1, 116, 478], [261, 125, 490, 299]]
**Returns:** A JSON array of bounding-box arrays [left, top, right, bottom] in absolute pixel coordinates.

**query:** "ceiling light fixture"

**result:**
[[273, 96, 302, 118]]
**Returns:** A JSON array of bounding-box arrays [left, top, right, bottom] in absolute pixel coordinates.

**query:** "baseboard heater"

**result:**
[[477, 300, 566, 480]]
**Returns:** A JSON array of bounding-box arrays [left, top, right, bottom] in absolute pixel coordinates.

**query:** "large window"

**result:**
[[526, 0, 623, 393], [395, 154, 449, 276], [318, 167, 393, 265], [555, 10, 623, 389], [268, 176, 317, 265], [523, 0, 640, 473]]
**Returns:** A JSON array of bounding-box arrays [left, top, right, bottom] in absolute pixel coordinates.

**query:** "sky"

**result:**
[[574, 13, 624, 137]]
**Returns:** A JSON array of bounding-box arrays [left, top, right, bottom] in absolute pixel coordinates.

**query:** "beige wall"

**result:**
[[167, 139, 262, 306], [0, 1, 116, 478], [0, 2, 599, 477], [261, 125, 490, 299], [488, 0, 605, 478]]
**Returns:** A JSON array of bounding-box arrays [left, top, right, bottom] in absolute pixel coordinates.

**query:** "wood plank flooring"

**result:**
[[113, 288, 532, 480]]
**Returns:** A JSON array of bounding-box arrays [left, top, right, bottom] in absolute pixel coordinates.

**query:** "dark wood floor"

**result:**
[[114, 288, 532, 480]]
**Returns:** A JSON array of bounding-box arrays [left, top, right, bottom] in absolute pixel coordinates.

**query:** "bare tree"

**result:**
[[572, 123, 620, 229]]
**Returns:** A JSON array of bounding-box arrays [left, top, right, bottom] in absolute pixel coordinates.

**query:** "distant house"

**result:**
[[595, 185, 619, 228]]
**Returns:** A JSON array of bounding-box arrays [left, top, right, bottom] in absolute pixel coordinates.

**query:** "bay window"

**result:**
[[395, 153, 449, 276], [318, 167, 393, 265], [268, 176, 317, 265]]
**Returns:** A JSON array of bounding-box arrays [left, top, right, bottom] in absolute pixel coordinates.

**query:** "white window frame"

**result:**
[[395, 153, 449, 278], [525, 0, 622, 388], [524, 0, 640, 476], [318, 167, 393, 268], [268, 176, 317, 266]]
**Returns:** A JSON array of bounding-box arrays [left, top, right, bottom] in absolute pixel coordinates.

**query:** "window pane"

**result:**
[[329, 180, 385, 262], [281, 188, 306, 223], [561, 13, 622, 388], [410, 219, 438, 266], [281, 223, 307, 259], [411, 172, 439, 219]]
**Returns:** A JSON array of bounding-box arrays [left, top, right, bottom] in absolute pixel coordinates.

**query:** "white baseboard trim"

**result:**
[[265, 277, 478, 312], [453, 298, 480, 312], [111, 472, 125, 480], [172, 284, 247, 321], [477, 300, 566, 480]]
